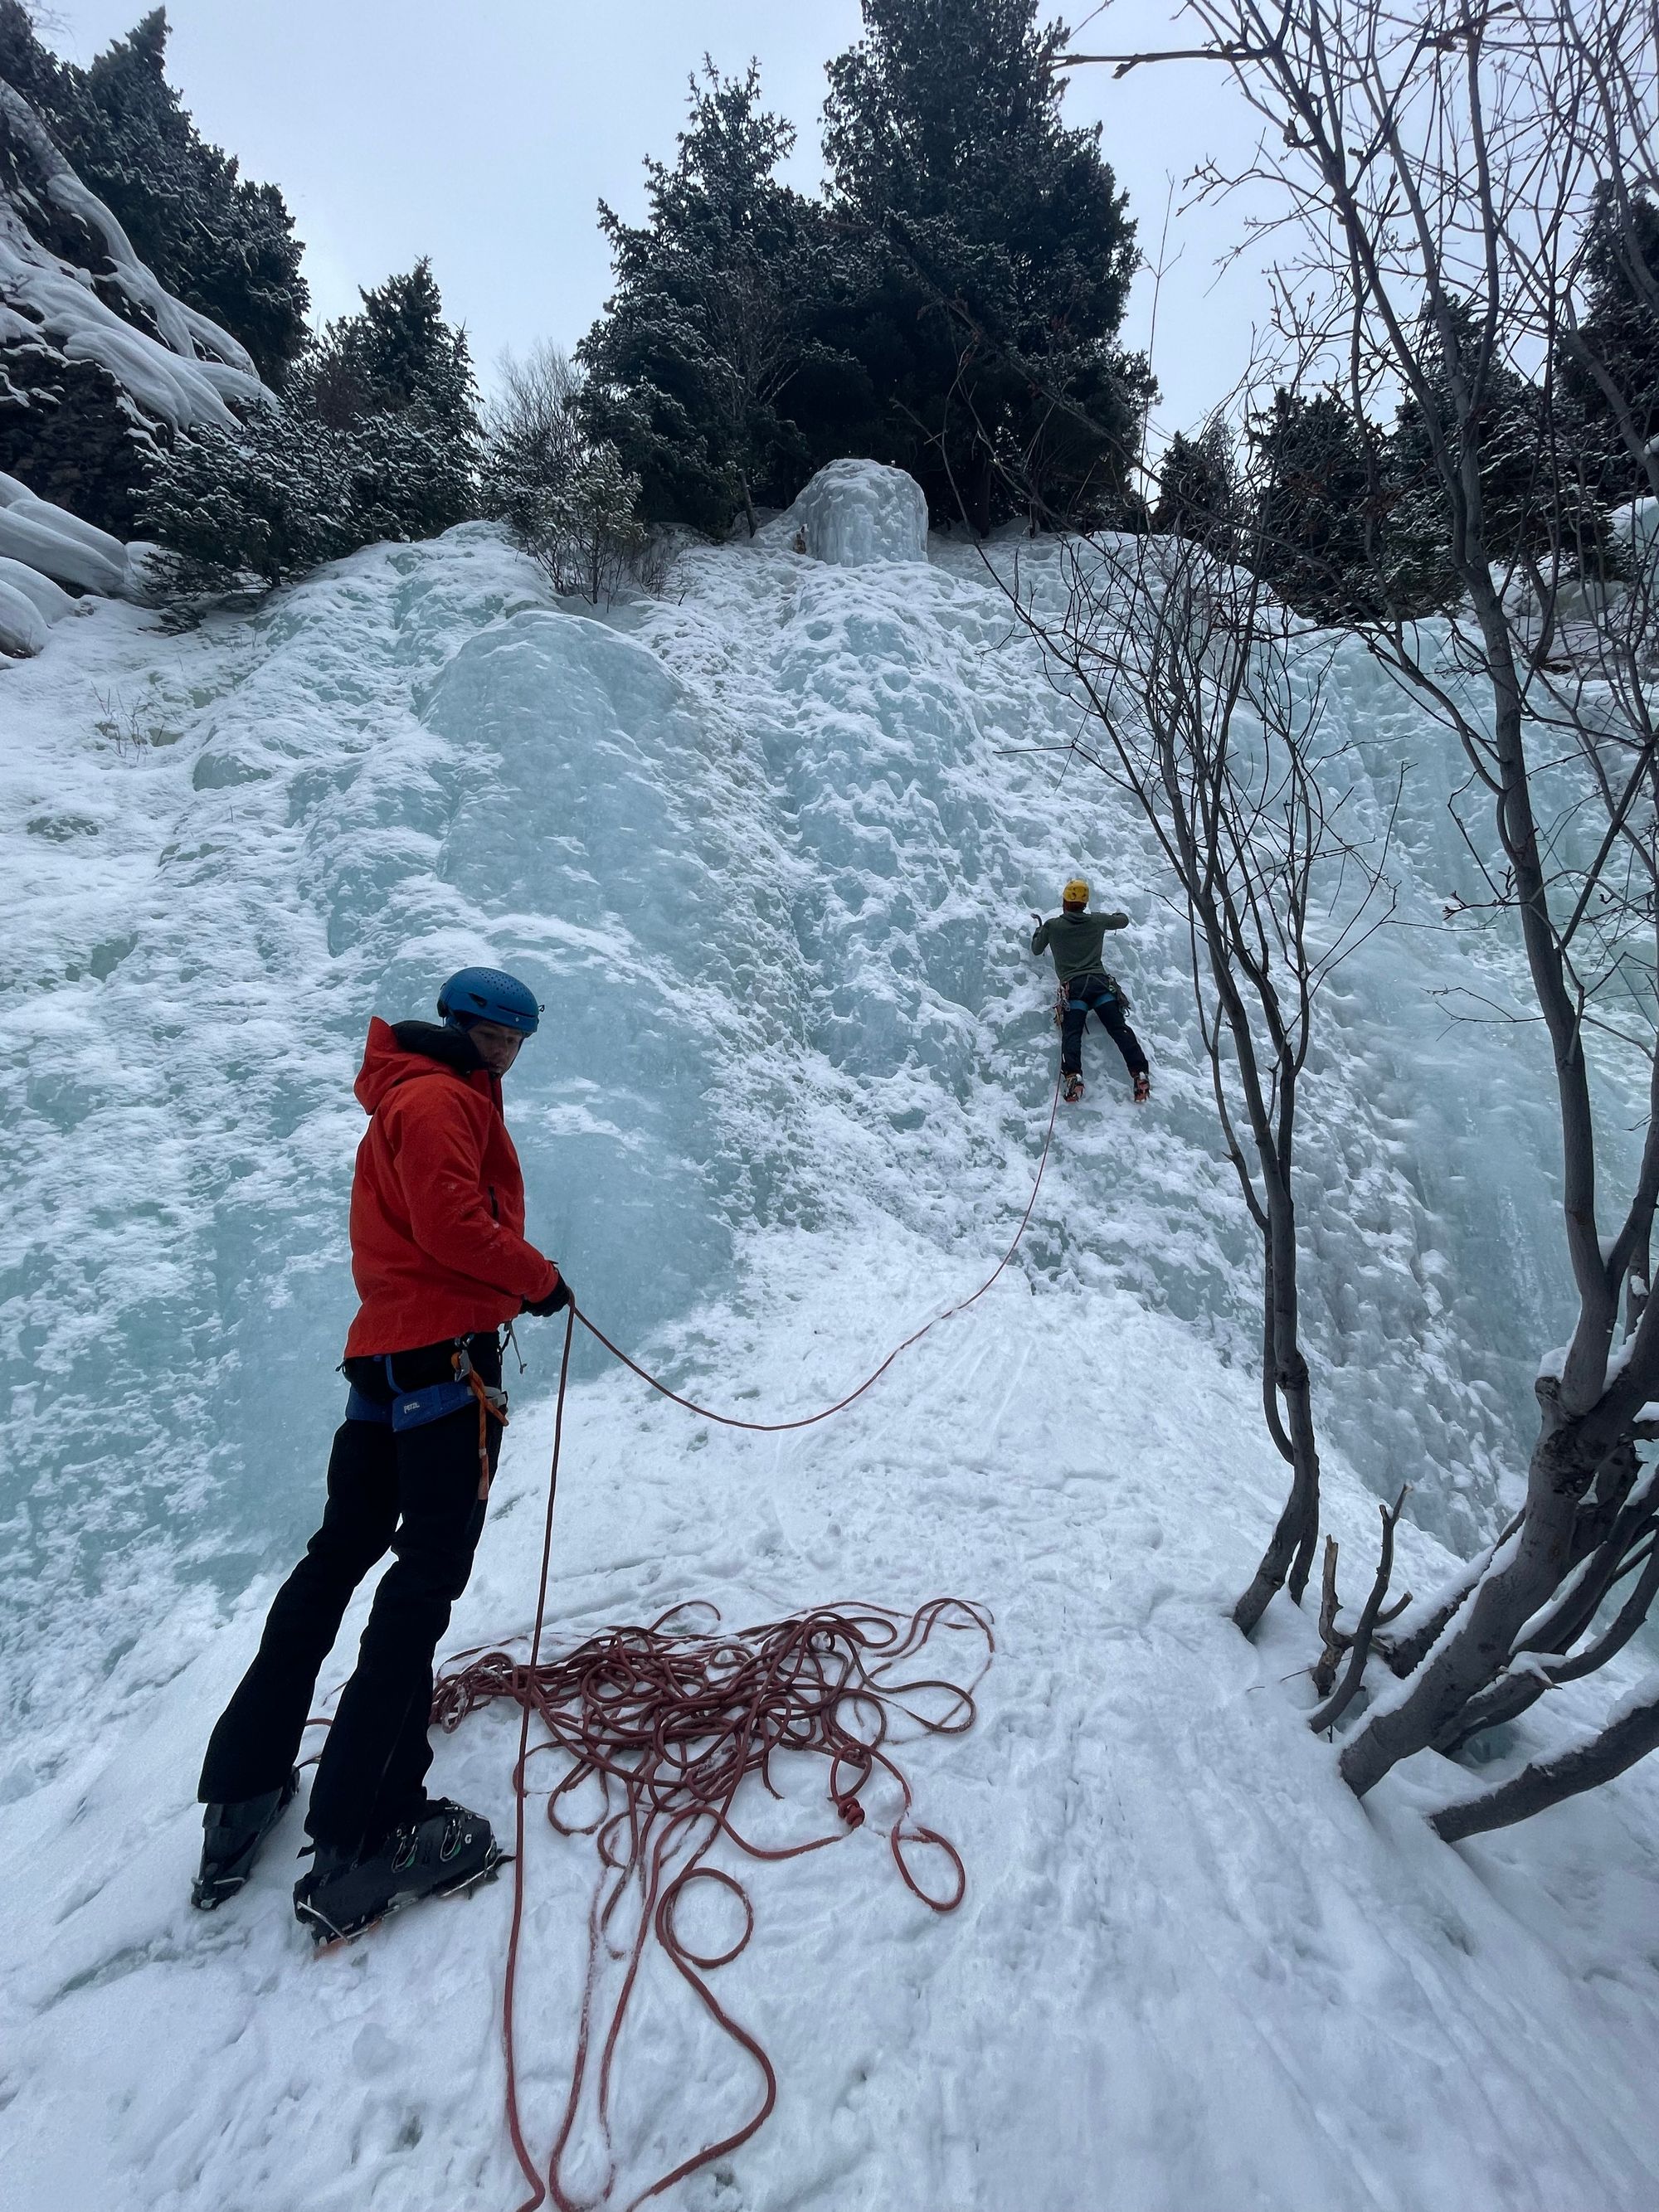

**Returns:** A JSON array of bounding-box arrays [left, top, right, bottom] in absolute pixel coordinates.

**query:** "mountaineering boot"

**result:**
[[293, 1798, 503, 1947], [1133, 1072, 1151, 1105], [192, 1768, 300, 1909], [1063, 1072, 1085, 1104]]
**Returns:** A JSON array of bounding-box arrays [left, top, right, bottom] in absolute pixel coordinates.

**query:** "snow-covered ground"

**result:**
[[3, 480, 1657, 2209]]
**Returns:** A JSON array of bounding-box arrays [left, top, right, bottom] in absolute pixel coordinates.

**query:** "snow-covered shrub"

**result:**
[[140, 265, 484, 599], [139, 401, 484, 599], [484, 344, 658, 604], [137, 411, 356, 595], [341, 406, 478, 548]]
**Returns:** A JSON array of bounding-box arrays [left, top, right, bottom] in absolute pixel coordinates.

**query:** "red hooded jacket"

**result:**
[[343, 1017, 559, 1358]]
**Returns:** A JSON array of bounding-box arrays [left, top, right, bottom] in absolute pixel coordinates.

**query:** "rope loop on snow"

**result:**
[[569, 1068, 1063, 1434], [436, 1536, 993, 2208]]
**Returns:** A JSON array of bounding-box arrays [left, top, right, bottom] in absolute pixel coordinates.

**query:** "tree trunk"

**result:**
[[1337, 579, 1629, 1793], [1340, 1388, 1592, 1794], [1431, 1687, 1659, 1842]]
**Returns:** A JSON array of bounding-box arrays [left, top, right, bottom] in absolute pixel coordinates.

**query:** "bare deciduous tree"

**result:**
[[1063, 0, 1659, 1835], [483, 344, 663, 606], [990, 507, 1396, 1636]]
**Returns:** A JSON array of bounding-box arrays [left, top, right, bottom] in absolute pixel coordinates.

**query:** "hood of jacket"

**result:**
[[353, 1016, 489, 1116]]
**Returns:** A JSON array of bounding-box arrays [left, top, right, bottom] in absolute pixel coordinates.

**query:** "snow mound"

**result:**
[[0, 552, 72, 654], [787, 458, 929, 567], [0, 472, 127, 609]]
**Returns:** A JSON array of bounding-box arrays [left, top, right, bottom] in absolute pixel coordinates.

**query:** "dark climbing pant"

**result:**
[[1061, 973, 1149, 1082], [197, 1332, 504, 1858]]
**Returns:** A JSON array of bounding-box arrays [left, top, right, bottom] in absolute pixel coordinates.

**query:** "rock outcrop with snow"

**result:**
[[0, 469, 126, 653]]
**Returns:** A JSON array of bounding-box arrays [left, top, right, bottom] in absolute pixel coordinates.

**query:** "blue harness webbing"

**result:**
[[345, 1357, 477, 1432]]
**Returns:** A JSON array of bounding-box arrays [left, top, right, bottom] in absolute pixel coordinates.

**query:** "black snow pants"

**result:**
[[1060, 972, 1149, 1082], [197, 1331, 504, 1859]]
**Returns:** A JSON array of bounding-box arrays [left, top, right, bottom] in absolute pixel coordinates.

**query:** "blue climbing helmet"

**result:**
[[436, 966, 542, 1037]]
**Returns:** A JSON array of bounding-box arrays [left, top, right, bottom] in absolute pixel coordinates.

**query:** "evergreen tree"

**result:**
[[1560, 184, 1659, 507], [1246, 387, 1403, 622], [292, 260, 481, 537], [1389, 303, 1537, 570], [1388, 299, 1608, 596], [580, 66, 840, 537], [305, 260, 478, 436], [819, 0, 1149, 531], [1154, 422, 1238, 553], [0, 4, 309, 382]]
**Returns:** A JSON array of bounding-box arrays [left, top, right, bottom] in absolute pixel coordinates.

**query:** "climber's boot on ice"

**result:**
[[1133, 1072, 1151, 1106], [294, 1798, 503, 1947], [1063, 1072, 1085, 1104], [192, 1768, 299, 1909]]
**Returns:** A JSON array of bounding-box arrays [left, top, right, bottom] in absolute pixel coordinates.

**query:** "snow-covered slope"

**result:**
[[2, 476, 1657, 2210]]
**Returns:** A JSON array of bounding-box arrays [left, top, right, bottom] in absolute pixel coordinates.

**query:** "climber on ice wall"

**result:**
[[192, 966, 572, 1944], [1030, 879, 1151, 1106]]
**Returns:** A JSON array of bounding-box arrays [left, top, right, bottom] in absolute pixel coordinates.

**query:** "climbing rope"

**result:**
[[435, 1582, 992, 2211], [436, 1075, 1058, 2208], [572, 1068, 1064, 1433]]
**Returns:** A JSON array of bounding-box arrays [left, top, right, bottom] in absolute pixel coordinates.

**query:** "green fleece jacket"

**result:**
[[1030, 907, 1131, 983]]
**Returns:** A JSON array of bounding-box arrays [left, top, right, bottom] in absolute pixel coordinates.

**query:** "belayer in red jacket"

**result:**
[[193, 967, 571, 1943]]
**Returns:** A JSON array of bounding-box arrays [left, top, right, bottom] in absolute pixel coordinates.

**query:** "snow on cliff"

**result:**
[[2, 464, 1657, 2210], [0, 76, 271, 652], [0, 79, 265, 432]]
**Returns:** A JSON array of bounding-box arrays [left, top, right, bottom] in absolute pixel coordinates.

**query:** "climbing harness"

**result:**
[[343, 1341, 509, 1500], [1056, 975, 1125, 1027], [454, 1340, 511, 1501]]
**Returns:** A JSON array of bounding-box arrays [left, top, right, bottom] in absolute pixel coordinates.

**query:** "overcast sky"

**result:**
[[41, 1, 1272, 443]]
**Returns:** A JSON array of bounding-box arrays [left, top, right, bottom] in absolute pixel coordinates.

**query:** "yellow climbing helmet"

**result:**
[[1062, 878, 1090, 909]]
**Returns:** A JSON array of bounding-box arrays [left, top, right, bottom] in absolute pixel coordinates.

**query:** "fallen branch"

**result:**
[[1308, 1487, 1409, 1734]]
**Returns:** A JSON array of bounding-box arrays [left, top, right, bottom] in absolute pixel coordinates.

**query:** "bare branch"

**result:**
[[1308, 1486, 1411, 1733]]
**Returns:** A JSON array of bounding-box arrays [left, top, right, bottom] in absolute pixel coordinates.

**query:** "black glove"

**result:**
[[523, 1274, 572, 1317]]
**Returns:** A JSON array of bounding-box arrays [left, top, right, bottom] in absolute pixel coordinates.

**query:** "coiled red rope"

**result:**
[[435, 1590, 992, 2210], [436, 1076, 1057, 2207]]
